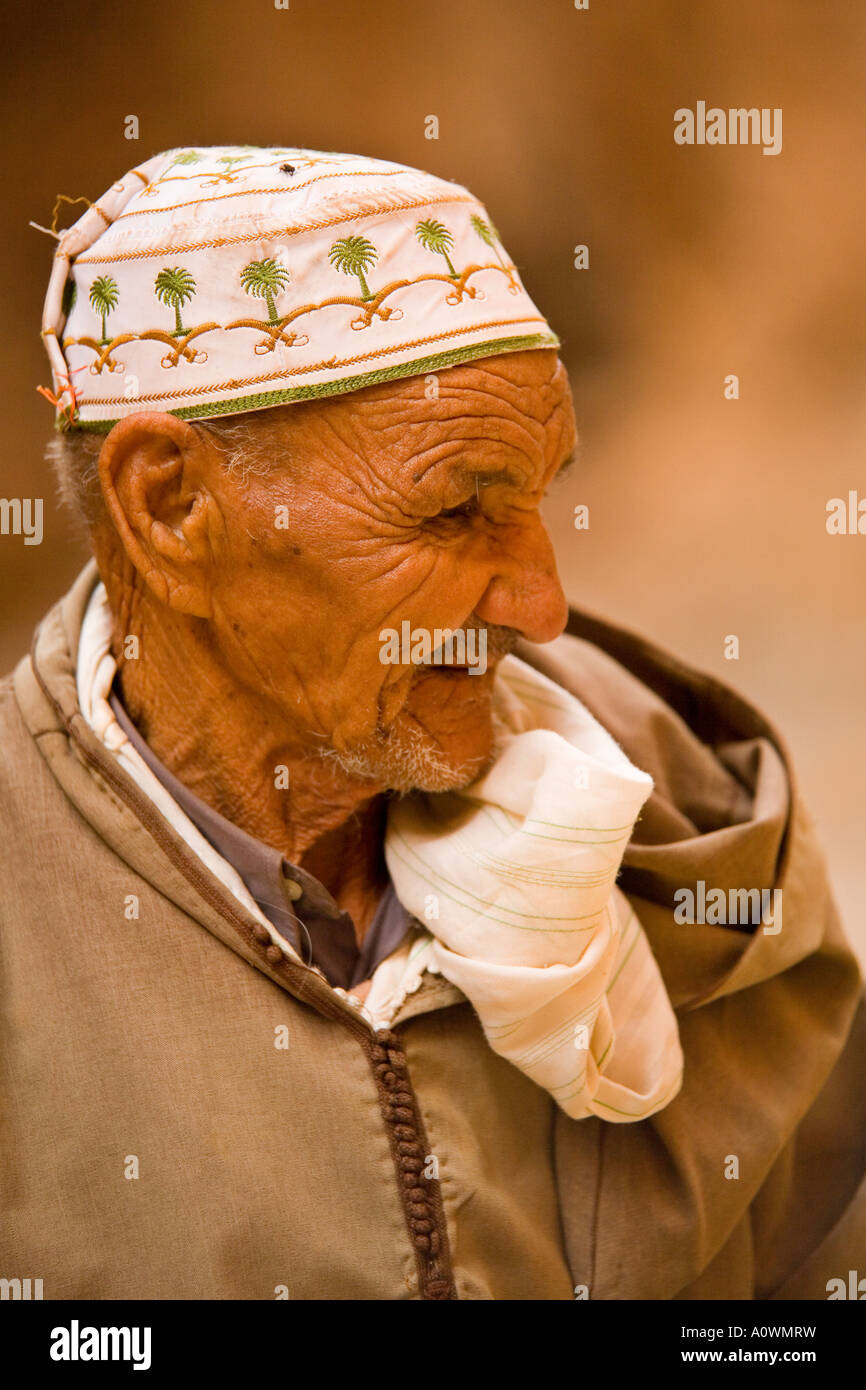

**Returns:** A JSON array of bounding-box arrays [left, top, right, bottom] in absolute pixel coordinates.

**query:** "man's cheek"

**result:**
[[319, 656, 408, 751]]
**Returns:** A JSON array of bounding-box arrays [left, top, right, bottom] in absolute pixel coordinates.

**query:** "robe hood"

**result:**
[[524, 610, 865, 1299]]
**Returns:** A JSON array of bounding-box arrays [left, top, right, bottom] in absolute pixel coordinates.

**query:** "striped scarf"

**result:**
[[384, 655, 683, 1122]]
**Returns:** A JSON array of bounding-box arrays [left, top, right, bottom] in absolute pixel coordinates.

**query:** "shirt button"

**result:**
[[282, 876, 303, 902]]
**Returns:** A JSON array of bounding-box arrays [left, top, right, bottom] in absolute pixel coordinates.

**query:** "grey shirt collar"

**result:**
[[108, 687, 411, 991]]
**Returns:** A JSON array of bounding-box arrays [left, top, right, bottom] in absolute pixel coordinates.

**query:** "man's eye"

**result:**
[[436, 499, 478, 521]]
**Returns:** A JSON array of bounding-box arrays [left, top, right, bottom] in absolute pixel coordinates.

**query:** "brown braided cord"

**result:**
[[366, 1028, 458, 1300]]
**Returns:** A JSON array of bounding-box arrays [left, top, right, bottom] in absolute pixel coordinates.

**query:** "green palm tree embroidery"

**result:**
[[415, 219, 458, 277], [88, 276, 119, 345], [154, 267, 197, 337], [217, 154, 253, 175], [143, 149, 204, 197], [240, 257, 292, 325], [168, 149, 203, 169], [202, 152, 257, 186], [470, 213, 507, 268], [328, 235, 379, 301]]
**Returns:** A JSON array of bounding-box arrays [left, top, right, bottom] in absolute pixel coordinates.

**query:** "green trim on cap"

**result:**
[[72, 332, 561, 433]]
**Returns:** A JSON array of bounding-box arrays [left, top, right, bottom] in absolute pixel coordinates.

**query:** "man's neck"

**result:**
[[107, 571, 390, 939]]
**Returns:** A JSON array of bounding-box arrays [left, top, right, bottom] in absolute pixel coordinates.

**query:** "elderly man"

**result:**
[[1, 146, 863, 1301]]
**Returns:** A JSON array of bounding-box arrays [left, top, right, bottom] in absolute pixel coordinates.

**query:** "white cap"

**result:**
[[41, 145, 559, 431]]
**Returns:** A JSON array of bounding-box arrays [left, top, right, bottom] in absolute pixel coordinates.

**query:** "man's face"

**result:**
[[114, 349, 576, 792]]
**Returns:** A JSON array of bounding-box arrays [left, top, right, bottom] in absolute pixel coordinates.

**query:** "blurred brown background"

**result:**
[[2, 0, 864, 957]]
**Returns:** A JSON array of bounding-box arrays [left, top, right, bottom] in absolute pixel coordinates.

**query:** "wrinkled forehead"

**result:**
[[327, 348, 576, 473], [223, 347, 578, 494]]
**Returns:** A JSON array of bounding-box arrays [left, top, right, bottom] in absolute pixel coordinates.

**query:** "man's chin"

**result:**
[[330, 669, 498, 794], [331, 727, 493, 794], [395, 664, 498, 791]]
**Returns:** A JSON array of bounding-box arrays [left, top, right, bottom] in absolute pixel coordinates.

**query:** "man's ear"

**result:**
[[97, 412, 217, 617]]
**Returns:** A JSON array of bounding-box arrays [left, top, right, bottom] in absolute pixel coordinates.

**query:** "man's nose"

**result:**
[[474, 514, 569, 645]]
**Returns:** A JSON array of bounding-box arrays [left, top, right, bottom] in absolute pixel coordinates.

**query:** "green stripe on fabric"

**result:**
[[475, 805, 629, 847], [550, 1071, 587, 1099], [607, 909, 640, 991], [453, 838, 614, 891], [595, 1034, 613, 1069], [387, 833, 601, 928], [486, 987, 606, 1042], [519, 1008, 605, 1068], [523, 816, 635, 834], [70, 333, 561, 433], [475, 802, 632, 837], [517, 828, 629, 845], [590, 1073, 682, 1119], [407, 935, 433, 964]]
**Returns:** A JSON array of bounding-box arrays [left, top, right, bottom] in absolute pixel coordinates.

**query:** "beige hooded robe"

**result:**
[[1, 563, 863, 1299]]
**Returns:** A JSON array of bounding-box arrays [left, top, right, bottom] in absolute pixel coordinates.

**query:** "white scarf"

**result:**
[[384, 657, 683, 1122], [78, 583, 682, 1123]]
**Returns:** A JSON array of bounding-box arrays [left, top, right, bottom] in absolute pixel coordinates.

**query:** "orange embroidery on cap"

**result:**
[[71, 317, 548, 407], [115, 167, 407, 221], [36, 363, 88, 424], [73, 193, 475, 265]]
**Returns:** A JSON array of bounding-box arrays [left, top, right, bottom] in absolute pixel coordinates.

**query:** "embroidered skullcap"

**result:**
[[41, 145, 560, 431]]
